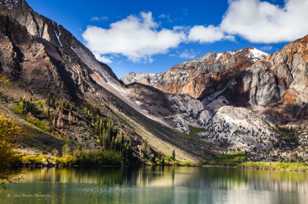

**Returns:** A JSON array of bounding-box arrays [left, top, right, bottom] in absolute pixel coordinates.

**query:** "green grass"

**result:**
[[203, 151, 308, 171], [240, 162, 308, 171], [25, 114, 50, 132], [20, 154, 74, 167], [187, 126, 205, 137], [205, 152, 247, 166]]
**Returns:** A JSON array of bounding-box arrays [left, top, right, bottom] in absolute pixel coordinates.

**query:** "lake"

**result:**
[[0, 167, 308, 204]]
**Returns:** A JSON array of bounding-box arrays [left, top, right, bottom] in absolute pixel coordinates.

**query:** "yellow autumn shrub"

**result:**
[[0, 113, 22, 169]]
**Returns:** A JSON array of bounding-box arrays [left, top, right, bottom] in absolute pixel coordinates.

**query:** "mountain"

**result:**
[[123, 48, 269, 99], [0, 0, 212, 164], [1, 0, 308, 165], [123, 38, 308, 161]]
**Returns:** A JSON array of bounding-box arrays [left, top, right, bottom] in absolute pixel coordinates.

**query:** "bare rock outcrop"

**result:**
[[199, 106, 278, 160]]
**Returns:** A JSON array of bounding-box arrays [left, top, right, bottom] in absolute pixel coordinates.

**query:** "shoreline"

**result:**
[[2, 162, 308, 184], [2, 160, 308, 173], [202, 162, 308, 172], [2, 151, 308, 173]]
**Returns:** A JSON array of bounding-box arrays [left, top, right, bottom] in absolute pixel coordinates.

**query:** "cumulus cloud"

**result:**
[[188, 25, 233, 43], [83, 1, 308, 63], [83, 12, 185, 62], [221, 0, 308, 43]]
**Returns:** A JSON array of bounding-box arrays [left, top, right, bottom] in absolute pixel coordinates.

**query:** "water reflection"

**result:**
[[0, 167, 308, 204]]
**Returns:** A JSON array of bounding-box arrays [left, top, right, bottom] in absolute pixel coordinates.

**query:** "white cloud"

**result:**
[[83, 1, 308, 63], [83, 12, 185, 62], [189, 0, 308, 44], [188, 25, 233, 43], [221, 0, 308, 43]]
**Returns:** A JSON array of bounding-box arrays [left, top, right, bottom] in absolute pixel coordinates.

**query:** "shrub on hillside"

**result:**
[[75, 150, 123, 167], [0, 114, 21, 169]]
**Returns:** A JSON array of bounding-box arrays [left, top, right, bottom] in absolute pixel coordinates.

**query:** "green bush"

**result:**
[[0, 114, 22, 170], [21, 154, 75, 167], [25, 114, 50, 132], [21, 154, 48, 166], [0, 75, 11, 87], [12, 98, 46, 117], [75, 150, 123, 167], [0, 141, 20, 169], [11, 98, 50, 132], [11, 100, 24, 114]]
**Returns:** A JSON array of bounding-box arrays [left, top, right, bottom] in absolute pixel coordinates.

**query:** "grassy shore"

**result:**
[[203, 161, 308, 172], [4, 150, 123, 169], [204, 152, 308, 172], [3, 148, 308, 172], [239, 162, 308, 172], [17, 151, 308, 171]]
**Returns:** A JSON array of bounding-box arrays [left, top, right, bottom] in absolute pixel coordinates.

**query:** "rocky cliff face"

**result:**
[[0, 0, 212, 164], [124, 38, 308, 115], [123, 36, 308, 161], [126, 83, 211, 133], [0, 0, 127, 153], [238, 36, 308, 122], [123, 48, 268, 99]]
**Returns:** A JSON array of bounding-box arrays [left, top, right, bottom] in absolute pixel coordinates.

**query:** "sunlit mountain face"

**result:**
[[0, 0, 308, 166], [1, 1, 308, 204]]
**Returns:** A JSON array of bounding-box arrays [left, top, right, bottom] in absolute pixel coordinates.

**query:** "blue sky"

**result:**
[[26, 0, 307, 77]]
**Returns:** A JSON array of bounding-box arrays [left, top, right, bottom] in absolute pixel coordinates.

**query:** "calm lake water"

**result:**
[[0, 167, 308, 204]]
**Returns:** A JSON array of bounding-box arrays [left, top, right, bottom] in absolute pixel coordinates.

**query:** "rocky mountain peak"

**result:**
[[123, 47, 268, 98], [0, 0, 31, 14], [199, 48, 268, 63], [123, 35, 308, 162], [246, 48, 269, 60], [0, 0, 25, 9], [0, 0, 121, 88]]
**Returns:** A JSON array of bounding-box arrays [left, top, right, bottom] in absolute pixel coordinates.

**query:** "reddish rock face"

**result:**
[[123, 48, 269, 99], [123, 38, 308, 161], [124, 35, 308, 124]]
